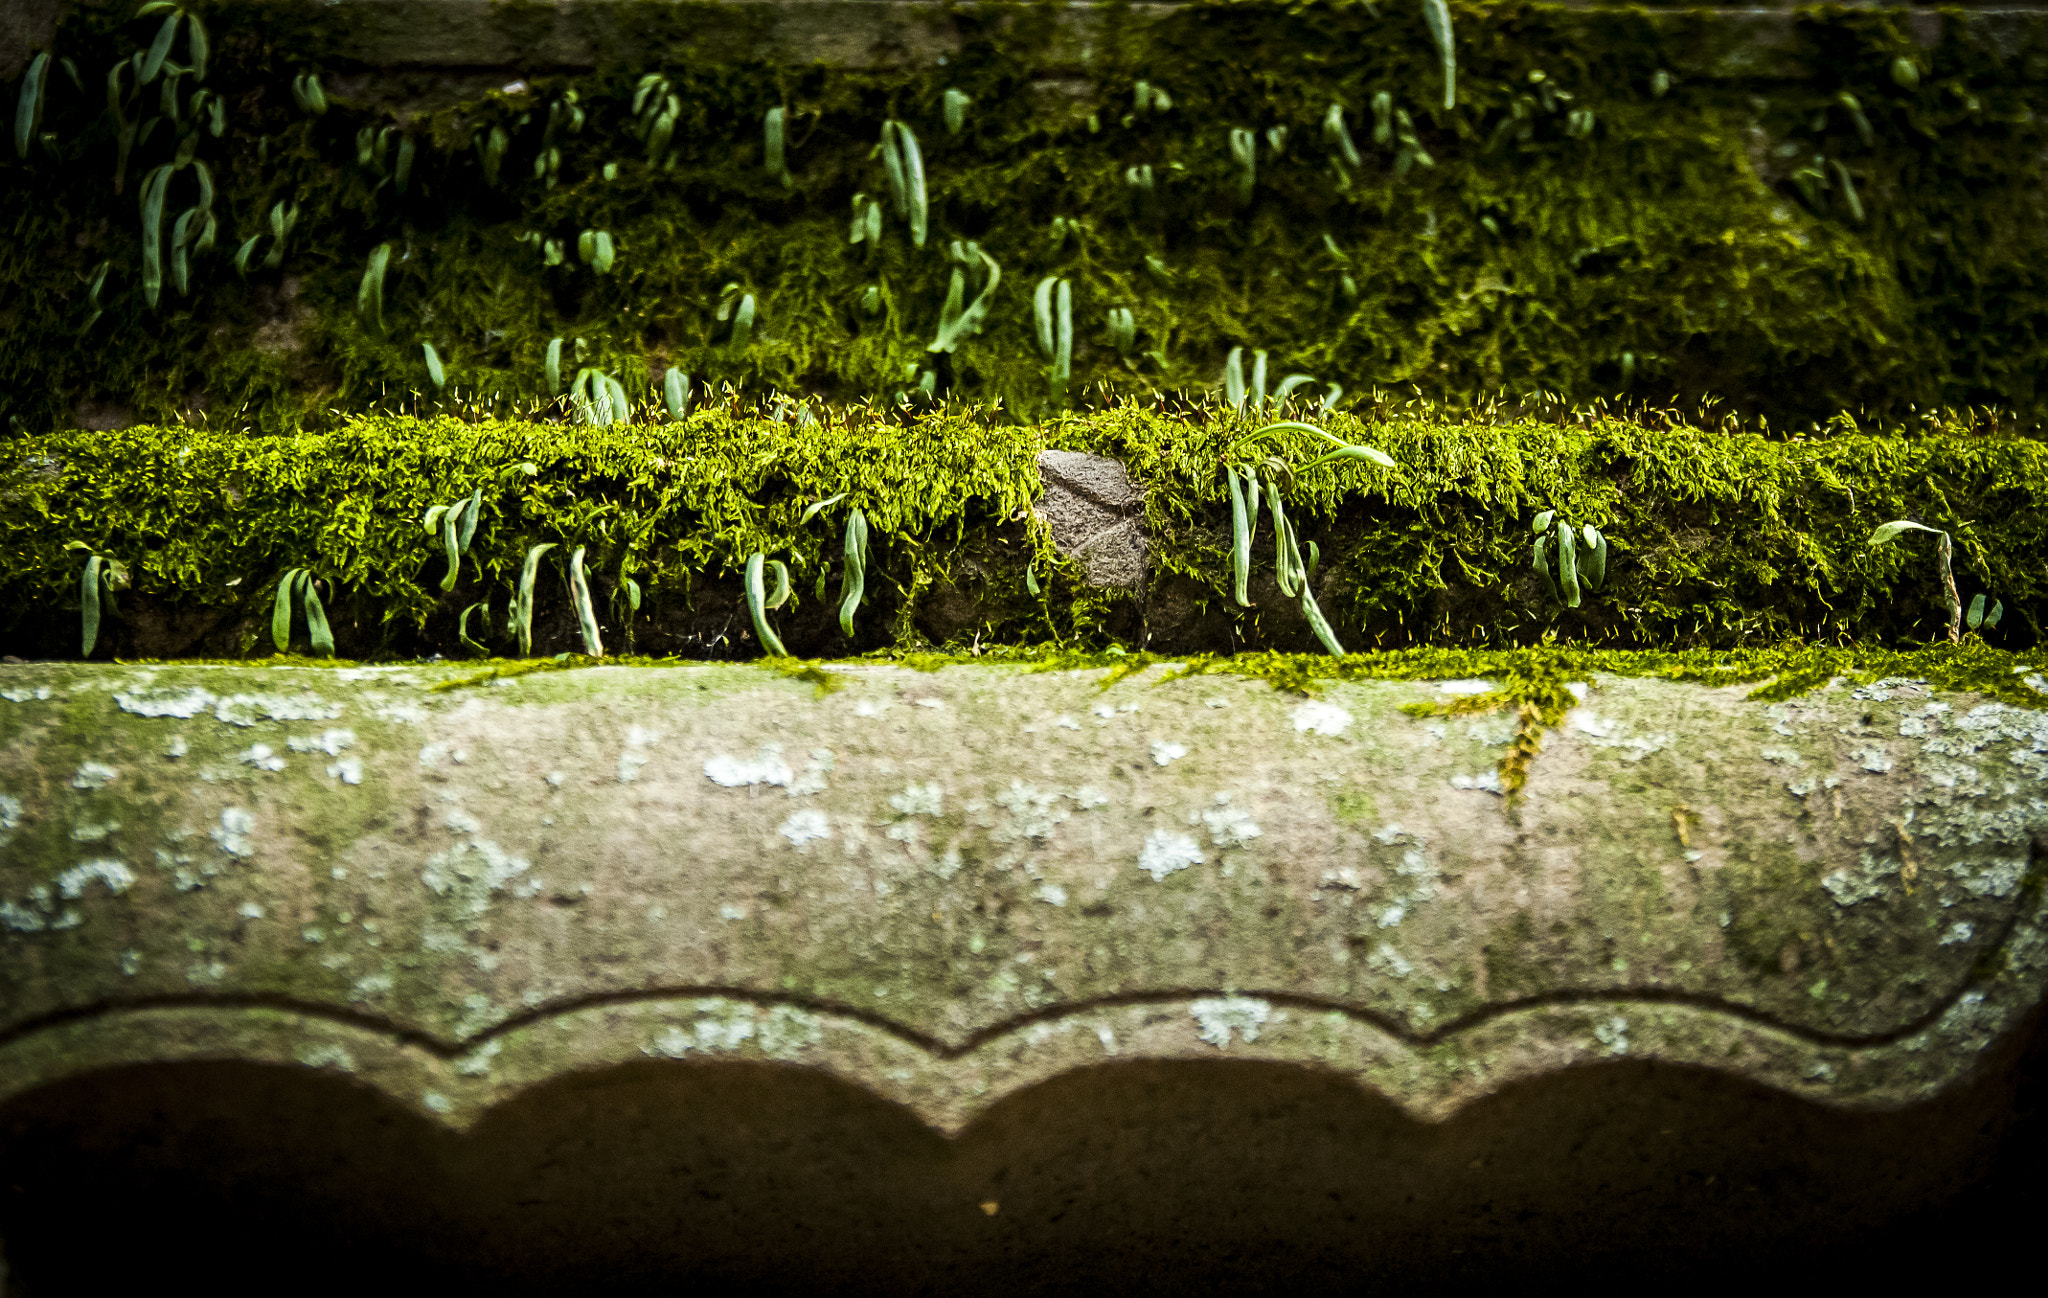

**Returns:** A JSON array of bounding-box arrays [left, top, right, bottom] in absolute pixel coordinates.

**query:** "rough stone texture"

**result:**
[[2, 661, 2044, 1131], [1033, 450, 1148, 589], [1, 660, 2045, 1286]]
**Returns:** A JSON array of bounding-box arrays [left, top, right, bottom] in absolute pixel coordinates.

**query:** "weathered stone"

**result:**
[[2, 660, 2044, 1133], [1034, 451, 1147, 588], [1, 660, 2045, 1283]]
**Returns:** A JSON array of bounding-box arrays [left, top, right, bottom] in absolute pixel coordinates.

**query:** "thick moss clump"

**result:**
[[3, 405, 2041, 659], [3, 4, 2048, 434]]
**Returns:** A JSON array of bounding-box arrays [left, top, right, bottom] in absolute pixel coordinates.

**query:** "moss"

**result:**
[[4, 5, 2048, 434], [5, 405, 2045, 661]]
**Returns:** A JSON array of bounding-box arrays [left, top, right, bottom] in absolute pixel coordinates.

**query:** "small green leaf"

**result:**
[[457, 487, 482, 553], [662, 368, 690, 421], [800, 492, 848, 525], [944, 87, 972, 134], [80, 554, 103, 657], [423, 342, 446, 389], [1557, 520, 1581, 608], [458, 602, 490, 656], [764, 560, 793, 610], [1968, 593, 1987, 631], [1581, 526, 1608, 593], [140, 13, 179, 86], [568, 545, 603, 657], [439, 498, 466, 592], [272, 567, 300, 652], [1300, 584, 1345, 657], [358, 243, 390, 332], [1025, 562, 1041, 597], [1532, 510, 1554, 536], [545, 337, 564, 396], [746, 552, 789, 656], [15, 51, 49, 160], [1986, 599, 2003, 628], [839, 509, 869, 637], [1868, 519, 1944, 546], [1532, 536, 1559, 603], [515, 543, 556, 657], [621, 577, 642, 613], [303, 575, 335, 658], [1227, 465, 1253, 608]]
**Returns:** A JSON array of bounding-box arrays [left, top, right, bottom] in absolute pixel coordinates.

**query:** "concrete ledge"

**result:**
[[2, 660, 2044, 1137]]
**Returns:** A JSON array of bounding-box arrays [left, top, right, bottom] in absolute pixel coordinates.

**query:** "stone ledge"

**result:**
[[2, 660, 2043, 1136]]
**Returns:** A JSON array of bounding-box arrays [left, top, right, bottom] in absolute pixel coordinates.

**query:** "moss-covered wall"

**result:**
[[4, 406, 2042, 659], [5, 2, 2048, 435]]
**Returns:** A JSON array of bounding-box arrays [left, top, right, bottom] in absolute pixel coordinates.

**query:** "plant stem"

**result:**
[[1938, 531, 1960, 644]]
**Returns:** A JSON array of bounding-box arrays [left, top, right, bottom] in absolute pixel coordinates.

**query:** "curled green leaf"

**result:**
[[15, 51, 49, 160], [458, 602, 490, 657], [746, 552, 788, 656], [515, 542, 556, 658], [944, 88, 972, 134], [1556, 518, 1581, 608], [663, 367, 690, 420], [569, 545, 603, 657], [800, 492, 848, 525], [1227, 465, 1253, 608], [358, 243, 389, 332], [1868, 519, 1944, 546], [303, 575, 334, 657], [272, 567, 300, 652], [839, 509, 869, 637], [80, 554, 104, 657]]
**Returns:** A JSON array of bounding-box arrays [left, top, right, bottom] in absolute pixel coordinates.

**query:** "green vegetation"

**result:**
[[3, 403, 2041, 660], [4, 4, 2048, 434]]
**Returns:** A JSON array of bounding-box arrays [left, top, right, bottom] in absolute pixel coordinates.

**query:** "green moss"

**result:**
[[4, 5, 2048, 433], [5, 405, 2045, 660]]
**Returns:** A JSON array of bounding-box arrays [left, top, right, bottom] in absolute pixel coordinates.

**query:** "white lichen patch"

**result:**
[[1437, 679, 1495, 695], [1367, 942, 1415, 978], [640, 1000, 821, 1059], [778, 808, 832, 847], [0, 793, 22, 846], [70, 761, 119, 790], [421, 827, 532, 918], [211, 692, 344, 727], [993, 782, 1072, 843], [237, 743, 287, 772], [1202, 794, 1262, 848], [1291, 700, 1352, 737], [1138, 830, 1204, 882], [1071, 785, 1109, 810], [295, 1044, 356, 1073], [1150, 740, 1188, 767], [788, 748, 834, 796], [0, 685, 55, 702], [889, 783, 944, 816], [1567, 710, 1672, 762], [1594, 1014, 1631, 1056], [327, 756, 364, 785], [617, 725, 662, 782], [1760, 746, 1805, 766], [1191, 996, 1271, 1047], [211, 807, 256, 857], [703, 746, 793, 788], [1821, 850, 1896, 907], [1852, 747, 1895, 774], [58, 858, 135, 899], [454, 1039, 503, 1077], [421, 1091, 455, 1115], [69, 818, 118, 842], [114, 685, 214, 718], [1940, 921, 1976, 946], [1449, 771, 1505, 795], [1949, 856, 2028, 899], [1034, 882, 1069, 906]]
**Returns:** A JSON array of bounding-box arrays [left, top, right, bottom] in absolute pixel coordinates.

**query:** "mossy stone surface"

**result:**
[[3, 659, 2043, 1134]]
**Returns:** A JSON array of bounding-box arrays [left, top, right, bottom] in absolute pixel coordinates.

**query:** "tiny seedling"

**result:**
[[763, 106, 793, 186], [1033, 277, 1073, 393], [944, 88, 972, 134], [1222, 422, 1397, 654], [1106, 307, 1136, 355], [663, 368, 691, 420], [458, 601, 491, 656], [1421, 0, 1457, 110], [878, 119, 927, 247], [1528, 511, 1611, 609], [422, 487, 483, 592], [514, 542, 557, 657], [1322, 103, 1362, 169], [1228, 128, 1257, 204], [577, 229, 616, 274], [1967, 593, 2005, 634], [1868, 519, 1971, 643], [65, 544, 127, 657], [271, 568, 335, 657], [423, 342, 446, 390], [14, 51, 49, 160], [929, 242, 1000, 354], [718, 284, 757, 350], [568, 546, 603, 657], [290, 72, 326, 116], [745, 552, 794, 656], [358, 243, 390, 332], [545, 337, 564, 395]]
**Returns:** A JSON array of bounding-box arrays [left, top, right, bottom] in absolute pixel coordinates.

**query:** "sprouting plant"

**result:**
[[290, 71, 326, 116], [1106, 307, 1136, 355], [1322, 102, 1362, 174], [1421, 0, 1456, 111], [1391, 106, 1434, 173], [745, 552, 794, 655], [423, 487, 483, 592], [717, 283, 757, 350], [271, 568, 335, 657], [1227, 127, 1256, 204], [577, 229, 615, 274], [847, 192, 883, 247], [545, 337, 564, 395], [477, 123, 508, 186], [944, 88, 972, 134], [663, 368, 691, 420], [64, 543, 127, 658], [763, 106, 793, 186], [1129, 80, 1173, 118], [1221, 422, 1396, 655], [423, 342, 446, 390], [234, 200, 297, 274], [14, 50, 50, 159], [358, 242, 390, 332], [1528, 511, 1610, 609], [570, 368, 629, 425], [567, 545, 603, 657], [1034, 276, 1073, 394], [929, 242, 1000, 354], [1891, 56, 1920, 92], [878, 119, 927, 248], [1223, 346, 1264, 411], [634, 76, 677, 164], [513, 542, 556, 657], [1967, 594, 2005, 635], [800, 495, 872, 638], [457, 601, 491, 656], [80, 260, 110, 332], [1868, 519, 1975, 643]]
